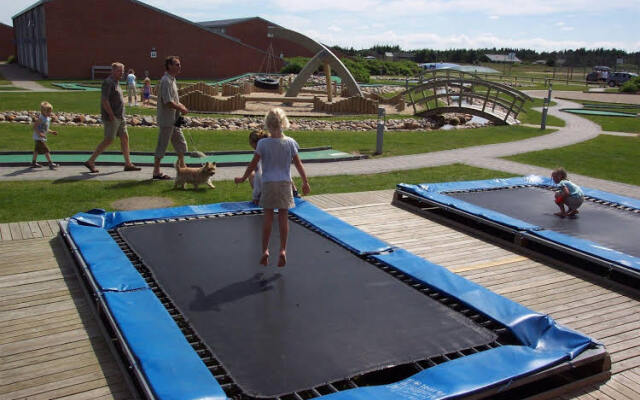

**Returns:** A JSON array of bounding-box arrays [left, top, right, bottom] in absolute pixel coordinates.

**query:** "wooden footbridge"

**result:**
[[405, 70, 532, 125]]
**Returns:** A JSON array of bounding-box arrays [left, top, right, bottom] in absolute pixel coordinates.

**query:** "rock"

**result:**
[[0, 115, 5, 121], [142, 116, 154, 126], [14, 115, 31, 122], [73, 115, 85, 123], [58, 115, 66, 122], [130, 117, 141, 126]]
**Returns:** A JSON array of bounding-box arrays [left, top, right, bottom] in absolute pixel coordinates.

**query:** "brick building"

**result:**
[[0, 23, 15, 61], [12, 0, 309, 79]]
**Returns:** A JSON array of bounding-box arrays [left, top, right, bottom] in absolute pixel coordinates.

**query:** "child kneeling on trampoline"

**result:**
[[235, 108, 310, 267], [551, 167, 584, 218]]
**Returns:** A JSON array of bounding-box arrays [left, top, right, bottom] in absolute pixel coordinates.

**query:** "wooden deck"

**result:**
[[1, 190, 639, 399]]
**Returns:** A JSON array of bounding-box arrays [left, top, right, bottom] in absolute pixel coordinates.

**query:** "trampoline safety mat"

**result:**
[[115, 213, 502, 398]]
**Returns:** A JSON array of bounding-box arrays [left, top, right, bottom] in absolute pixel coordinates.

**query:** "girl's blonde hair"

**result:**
[[264, 107, 290, 132], [40, 101, 53, 113], [249, 129, 270, 147], [144, 77, 151, 84]]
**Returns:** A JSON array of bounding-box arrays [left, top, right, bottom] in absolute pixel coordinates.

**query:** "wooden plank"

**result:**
[[37, 220, 54, 237], [0, 223, 11, 241], [8, 223, 22, 240], [28, 221, 44, 238], [19, 222, 33, 240]]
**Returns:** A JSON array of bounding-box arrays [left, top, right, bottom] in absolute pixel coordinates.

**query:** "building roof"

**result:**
[[485, 54, 521, 63], [198, 16, 281, 29], [12, 0, 49, 19]]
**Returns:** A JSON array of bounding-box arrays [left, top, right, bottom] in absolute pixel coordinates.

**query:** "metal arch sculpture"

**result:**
[[405, 69, 532, 125], [268, 26, 363, 98]]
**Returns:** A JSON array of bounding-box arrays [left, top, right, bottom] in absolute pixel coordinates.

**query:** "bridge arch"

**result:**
[[404, 70, 532, 125]]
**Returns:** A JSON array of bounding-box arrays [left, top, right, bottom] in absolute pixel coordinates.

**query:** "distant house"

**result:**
[[533, 60, 547, 65], [363, 55, 377, 60], [384, 52, 394, 61], [484, 53, 521, 63]]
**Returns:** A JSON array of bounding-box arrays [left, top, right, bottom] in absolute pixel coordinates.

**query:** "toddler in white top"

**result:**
[[31, 101, 59, 169], [235, 108, 310, 267]]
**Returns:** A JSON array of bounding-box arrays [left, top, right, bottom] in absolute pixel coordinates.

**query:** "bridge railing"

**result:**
[[404, 70, 532, 124]]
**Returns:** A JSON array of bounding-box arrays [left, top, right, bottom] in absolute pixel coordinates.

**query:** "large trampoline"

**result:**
[[61, 199, 609, 399], [394, 176, 640, 286]]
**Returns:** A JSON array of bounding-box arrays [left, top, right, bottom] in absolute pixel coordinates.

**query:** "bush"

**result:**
[[280, 62, 303, 74], [7, 55, 16, 64], [620, 76, 640, 93], [341, 58, 370, 83]]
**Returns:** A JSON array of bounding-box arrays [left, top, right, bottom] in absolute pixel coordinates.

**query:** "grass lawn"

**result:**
[[0, 123, 551, 158], [0, 164, 515, 223], [504, 134, 640, 186], [557, 99, 640, 133], [518, 99, 565, 127]]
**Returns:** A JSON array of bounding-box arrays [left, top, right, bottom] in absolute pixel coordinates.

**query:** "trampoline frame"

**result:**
[[393, 176, 640, 287], [60, 199, 609, 400]]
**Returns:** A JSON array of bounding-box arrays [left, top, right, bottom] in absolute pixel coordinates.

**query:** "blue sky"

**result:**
[[3, 0, 639, 51]]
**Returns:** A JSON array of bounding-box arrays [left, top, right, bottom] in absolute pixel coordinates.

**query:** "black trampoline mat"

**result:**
[[449, 187, 640, 258], [118, 214, 497, 397]]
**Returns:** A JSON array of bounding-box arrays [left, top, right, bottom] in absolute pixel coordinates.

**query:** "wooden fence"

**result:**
[[180, 91, 246, 112], [312, 96, 378, 114]]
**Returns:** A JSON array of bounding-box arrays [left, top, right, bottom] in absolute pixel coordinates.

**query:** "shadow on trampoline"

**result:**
[[190, 273, 283, 312]]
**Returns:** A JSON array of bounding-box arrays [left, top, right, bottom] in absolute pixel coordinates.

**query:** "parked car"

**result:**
[[586, 66, 612, 83], [607, 72, 638, 87]]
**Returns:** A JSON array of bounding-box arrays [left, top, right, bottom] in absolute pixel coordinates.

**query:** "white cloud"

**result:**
[[489, 15, 500, 20], [328, 25, 342, 32], [561, 26, 574, 31]]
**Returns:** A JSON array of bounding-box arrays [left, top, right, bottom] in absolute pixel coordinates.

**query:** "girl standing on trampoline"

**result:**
[[235, 108, 310, 267], [552, 168, 584, 218]]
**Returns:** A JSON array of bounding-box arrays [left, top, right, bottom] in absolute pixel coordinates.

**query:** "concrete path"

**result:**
[[2, 92, 639, 199], [526, 90, 640, 105], [0, 63, 61, 92]]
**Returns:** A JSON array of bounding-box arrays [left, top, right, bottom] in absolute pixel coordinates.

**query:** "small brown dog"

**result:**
[[174, 162, 216, 189]]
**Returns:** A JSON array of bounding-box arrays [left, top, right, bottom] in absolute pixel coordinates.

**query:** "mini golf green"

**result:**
[[561, 108, 639, 117], [0, 147, 366, 167]]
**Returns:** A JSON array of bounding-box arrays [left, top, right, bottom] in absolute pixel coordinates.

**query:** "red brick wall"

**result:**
[[43, 0, 269, 79], [224, 19, 315, 60], [0, 23, 15, 61]]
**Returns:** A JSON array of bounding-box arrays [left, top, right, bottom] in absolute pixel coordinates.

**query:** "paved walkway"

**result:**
[[0, 63, 60, 92], [2, 92, 639, 199]]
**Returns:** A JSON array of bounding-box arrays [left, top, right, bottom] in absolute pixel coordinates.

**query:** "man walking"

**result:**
[[84, 62, 140, 173], [152, 55, 189, 180]]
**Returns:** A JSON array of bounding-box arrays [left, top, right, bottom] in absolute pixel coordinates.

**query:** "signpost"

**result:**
[[375, 107, 386, 155], [541, 83, 553, 130]]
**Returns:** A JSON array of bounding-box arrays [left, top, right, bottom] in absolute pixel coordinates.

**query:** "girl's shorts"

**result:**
[[260, 181, 294, 210], [34, 140, 49, 154]]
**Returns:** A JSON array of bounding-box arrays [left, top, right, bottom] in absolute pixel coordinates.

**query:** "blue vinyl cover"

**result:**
[[103, 290, 226, 400], [68, 221, 148, 291], [398, 176, 640, 271], [530, 230, 640, 271], [290, 198, 392, 254], [66, 198, 597, 400]]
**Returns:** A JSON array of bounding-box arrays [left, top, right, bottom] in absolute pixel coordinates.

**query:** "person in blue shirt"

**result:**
[[552, 168, 584, 218]]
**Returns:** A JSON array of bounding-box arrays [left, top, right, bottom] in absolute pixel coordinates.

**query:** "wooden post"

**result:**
[[324, 62, 332, 102]]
